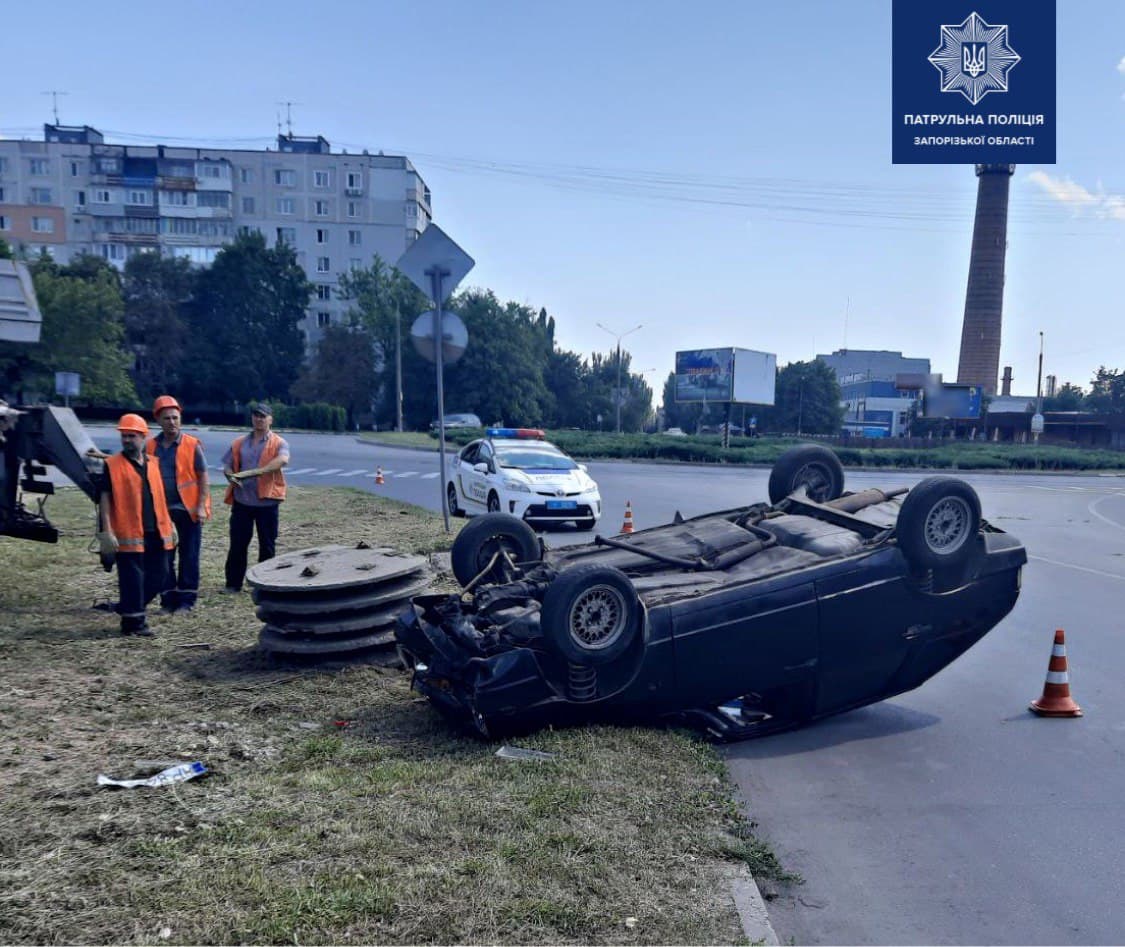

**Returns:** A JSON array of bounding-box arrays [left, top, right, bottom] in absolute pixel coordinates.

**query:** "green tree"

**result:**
[[183, 232, 311, 405], [1082, 368, 1123, 414], [0, 254, 135, 404], [0, 238, 12, 260], [291, 325, 378, 426], [765, 360, 843, 434], [336, 256, 430, 429], [1043, 382, 1085, 412], [123, 252, 195, 400]]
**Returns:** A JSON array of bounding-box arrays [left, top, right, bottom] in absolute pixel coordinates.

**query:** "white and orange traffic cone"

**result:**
[[1029, 629, 1083, 718], [620, 500, 634, 534], [375, 466, 385, 485]]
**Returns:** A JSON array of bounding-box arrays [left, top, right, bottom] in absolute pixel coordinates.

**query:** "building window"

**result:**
[[127, 190, 151, 206], [74, 190, 86, 207], [237, 225, 259, 237], [406, 203, 418, 217], [316, 257, 330, 273], [347, 201, 359, 218], [314, 199, 329, 216], [346, 171, 363, 190], [317, 312, 331, 328], [275, 197, 295, 214], [164, 190, 195, 206], [199, 163, 223, 178], [29, 158, 50, 175], [197, 191, 230, 208], [0, 216, 9, 231], [0, 158, 7, 173], [93, 189, 112, 204], [273, 169, 296, 187], [240, 168, 253, 184], [70, 161, 82, 177], [276, 227, 296, 245], [314, 170, 331, 188], [349, 258, 362, 270], [31, 216, 55, 234], [405, 230, 418, 245], [0, 186, 4, 202], [316, 284, 332, 301], [29, 187, 53, 204], [348, 229, 361, 246], [316, 228, 328, 244], [241, 196, 255, 213], [97, 243, 126, 261]]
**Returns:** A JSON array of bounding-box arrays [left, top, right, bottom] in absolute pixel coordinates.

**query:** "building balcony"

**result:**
[[158, 175, 197, 190], [124, 205, 160, 218]]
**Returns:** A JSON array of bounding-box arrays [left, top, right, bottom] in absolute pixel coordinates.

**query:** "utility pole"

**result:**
[[394, 297, 404, 432], [596, 322, 643, 433]]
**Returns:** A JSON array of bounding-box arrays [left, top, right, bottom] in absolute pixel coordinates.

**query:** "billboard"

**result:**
[[674, 348, 776, 405], [922, 383, 982, 419]]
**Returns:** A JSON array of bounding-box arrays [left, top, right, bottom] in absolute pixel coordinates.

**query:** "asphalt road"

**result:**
[[90, 427, 1125, 944]]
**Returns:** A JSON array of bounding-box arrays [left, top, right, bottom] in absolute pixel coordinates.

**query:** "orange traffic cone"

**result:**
[[1029, 629, 1083, 717], [375, 466, 385, 485], [620, 501, 634, 534]]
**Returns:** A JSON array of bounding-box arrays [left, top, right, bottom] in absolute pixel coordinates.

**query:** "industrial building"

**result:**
[[817, 349, 930, 437], [0, 124, 431, 348]]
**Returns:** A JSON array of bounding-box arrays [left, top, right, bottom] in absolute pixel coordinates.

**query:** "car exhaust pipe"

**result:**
[[823, 487, 908, 514]]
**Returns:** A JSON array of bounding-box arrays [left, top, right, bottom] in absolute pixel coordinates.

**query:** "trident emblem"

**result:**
[[962, 43, 987, 77]]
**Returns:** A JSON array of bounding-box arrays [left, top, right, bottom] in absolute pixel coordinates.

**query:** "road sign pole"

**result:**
[[429, 267, 450, 532]]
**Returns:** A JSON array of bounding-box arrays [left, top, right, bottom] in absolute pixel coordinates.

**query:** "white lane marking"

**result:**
[[394, 471, 419, 478], [421, 472, 440, 479], [340, 469, 368, 476], [287, 467, 316, 475], [313, 468, 343, 476], [1088, 494, 1125, 531], [365, 470, 393, 477], [1027, 484, 1086, 493], [1030, 555, 1125, 582]]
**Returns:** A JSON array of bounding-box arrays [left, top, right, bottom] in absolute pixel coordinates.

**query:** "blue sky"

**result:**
[[5, 0, 1123, 395]]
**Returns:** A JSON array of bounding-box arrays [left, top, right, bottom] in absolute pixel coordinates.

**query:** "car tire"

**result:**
[[540, 565, 640, 666], [577, 517, 597, 532], [768, 445, 845, 504], [447, 482, 464, 518], [487, 492, 501, 514], [896, 477, 982, 570], [450, 513, 541, 587]]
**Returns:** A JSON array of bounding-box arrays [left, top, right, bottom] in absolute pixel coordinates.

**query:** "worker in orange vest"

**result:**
[[97, 414, 175, 637], [147, 395, 211, 614], [220, 402, 290, 593]]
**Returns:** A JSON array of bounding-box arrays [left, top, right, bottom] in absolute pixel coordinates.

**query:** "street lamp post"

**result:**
[[596, 322, 643, 433]]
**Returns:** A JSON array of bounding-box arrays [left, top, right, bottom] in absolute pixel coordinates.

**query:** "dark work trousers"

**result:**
[[160, 508, 202, 609], [116, 533, 169, 633], [225, 501, 280, 590]]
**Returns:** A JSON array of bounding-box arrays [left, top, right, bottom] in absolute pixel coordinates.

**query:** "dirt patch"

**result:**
[[0, 486, 771, 944]]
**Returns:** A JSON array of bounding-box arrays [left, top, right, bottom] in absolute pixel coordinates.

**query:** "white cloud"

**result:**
[[1026, 171, 1125, 220], [1117, 55, 1125, 74]]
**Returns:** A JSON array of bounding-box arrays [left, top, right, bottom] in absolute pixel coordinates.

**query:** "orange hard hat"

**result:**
[[117, 413, 149, 436], [152, 395, 182, 418]]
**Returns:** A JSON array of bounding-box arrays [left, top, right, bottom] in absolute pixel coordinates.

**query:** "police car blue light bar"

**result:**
[[486, 428, 545, 439]]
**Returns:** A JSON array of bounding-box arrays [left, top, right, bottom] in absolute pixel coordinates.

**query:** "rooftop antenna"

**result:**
[[276, 101, 300, 137], [275, 109, 282, 137], [41, 90, 69, 125], [842, 296, 850, 352]]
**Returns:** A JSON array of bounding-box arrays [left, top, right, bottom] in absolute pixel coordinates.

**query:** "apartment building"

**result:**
[[0, 124, 432, 346]]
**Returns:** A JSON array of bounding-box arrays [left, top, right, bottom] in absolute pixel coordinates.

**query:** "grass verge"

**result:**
[[0, 486, 782, 945]]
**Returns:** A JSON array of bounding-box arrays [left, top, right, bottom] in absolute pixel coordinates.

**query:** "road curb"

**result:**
[[729, 864, 779, 945]]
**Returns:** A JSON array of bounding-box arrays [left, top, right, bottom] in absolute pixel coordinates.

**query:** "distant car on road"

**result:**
[[662, 427, 688, 437], [430, 413, 482, 433], [446, 427, 601, 531]]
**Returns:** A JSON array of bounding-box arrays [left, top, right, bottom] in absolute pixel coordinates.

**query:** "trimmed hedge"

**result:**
[[270, 402, 347, 432]]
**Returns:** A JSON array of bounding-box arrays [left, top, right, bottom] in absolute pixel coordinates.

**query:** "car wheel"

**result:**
[[577, 517, 597, 532], [896, 477, 981, 570], [450, 513, 541, 587], [447, 482, 464, 518], [768, 445, 845, 505], [487, 492, 501, 514], [540, 565, 640, 666]]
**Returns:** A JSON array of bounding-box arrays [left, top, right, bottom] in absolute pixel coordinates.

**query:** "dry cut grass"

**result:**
[[0, 486, 782, 945]]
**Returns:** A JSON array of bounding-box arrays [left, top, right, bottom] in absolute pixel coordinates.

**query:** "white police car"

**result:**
[[446, 428, 601, 531]]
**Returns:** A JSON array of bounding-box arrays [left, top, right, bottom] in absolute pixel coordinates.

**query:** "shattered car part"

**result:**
[[396, 446, 1026, 741]]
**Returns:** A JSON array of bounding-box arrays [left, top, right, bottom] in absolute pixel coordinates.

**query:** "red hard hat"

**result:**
[[152, 395, 182, 419], [117, 413, 149, 436]]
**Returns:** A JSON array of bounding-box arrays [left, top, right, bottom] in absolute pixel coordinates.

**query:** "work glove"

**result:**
[[98, 531, 119, 557], [171, 524, 179, 548]]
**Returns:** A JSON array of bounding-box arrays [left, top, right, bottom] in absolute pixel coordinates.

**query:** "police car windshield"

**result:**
[[495, 445, 577, 471]]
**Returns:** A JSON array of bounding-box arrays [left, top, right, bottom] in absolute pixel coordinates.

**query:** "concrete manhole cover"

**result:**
[[246, 545, 428, 592]]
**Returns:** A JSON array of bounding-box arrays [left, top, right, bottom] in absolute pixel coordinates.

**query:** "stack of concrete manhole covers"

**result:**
[[246, 543, 435, 656]]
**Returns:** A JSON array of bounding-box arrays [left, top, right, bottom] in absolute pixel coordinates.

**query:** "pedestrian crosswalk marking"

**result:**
[[421, 472, 440, 479], [341, 469, 368, 476], [287, 467, 315, 475], [314, 468, 343, 476], [394, 471, 419, 478]]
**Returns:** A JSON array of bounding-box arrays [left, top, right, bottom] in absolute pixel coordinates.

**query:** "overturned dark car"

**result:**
[[396, 446, 1026, 741]]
